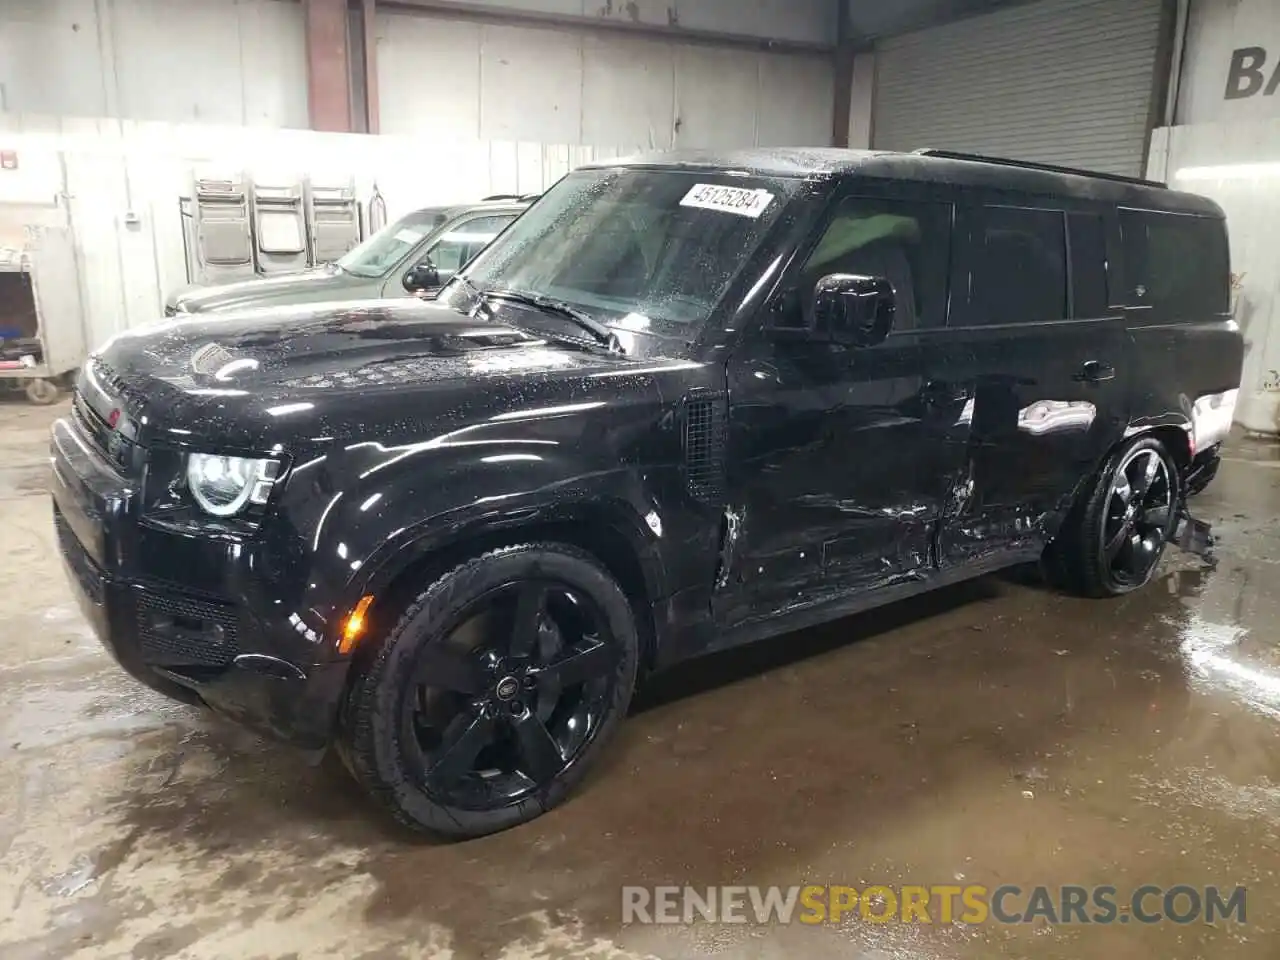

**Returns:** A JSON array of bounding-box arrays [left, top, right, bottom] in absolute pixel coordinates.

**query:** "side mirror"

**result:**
[[403, 261, 440, 293], [813, 274, 896, 347]]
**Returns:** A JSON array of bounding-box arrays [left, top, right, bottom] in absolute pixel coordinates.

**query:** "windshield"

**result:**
[[442, 169, 800, 336], [337, 207, 451, 278]]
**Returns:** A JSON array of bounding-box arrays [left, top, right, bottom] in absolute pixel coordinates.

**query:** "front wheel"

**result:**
[[340, 543, 639, 838], [1052, 436, 1181, 597]]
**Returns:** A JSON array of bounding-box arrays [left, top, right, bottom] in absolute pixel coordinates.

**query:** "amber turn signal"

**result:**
[[339, 595, 375, 654]]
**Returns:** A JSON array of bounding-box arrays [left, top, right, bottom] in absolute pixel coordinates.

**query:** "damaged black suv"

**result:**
[[52, 149, 1242, 838]]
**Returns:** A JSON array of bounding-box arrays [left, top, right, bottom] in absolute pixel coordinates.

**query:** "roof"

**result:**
[[584, 148, 1222, 216]]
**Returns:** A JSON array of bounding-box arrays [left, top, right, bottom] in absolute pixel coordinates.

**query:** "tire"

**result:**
[[339, 542, 640, 838], [25, 378, 61, 405], [1052, 435, 1181, 597]]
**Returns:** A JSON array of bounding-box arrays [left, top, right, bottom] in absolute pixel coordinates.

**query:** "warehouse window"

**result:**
[[963, 206, 1067, 326], [1119, 210, 1229, 320], [796, 197, 953, 330]]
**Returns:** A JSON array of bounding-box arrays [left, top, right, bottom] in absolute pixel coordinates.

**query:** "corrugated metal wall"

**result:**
[[872, 0, 1166, 176], [375, 11, 836, 149]]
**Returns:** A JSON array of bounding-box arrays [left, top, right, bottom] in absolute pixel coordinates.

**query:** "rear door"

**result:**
[[937, 203, 1131, 563]]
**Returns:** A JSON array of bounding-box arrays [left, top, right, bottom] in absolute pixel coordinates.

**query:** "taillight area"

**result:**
[[1191, 388, 1238, 456]]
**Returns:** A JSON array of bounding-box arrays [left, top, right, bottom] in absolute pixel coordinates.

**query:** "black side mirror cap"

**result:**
[[813, 273, 896, 347], [403, 262, 440, 292]]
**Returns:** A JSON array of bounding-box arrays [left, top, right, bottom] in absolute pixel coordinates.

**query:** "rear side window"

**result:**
[[1119, 210, 1229, 319], [963, 206, 1067, 325]]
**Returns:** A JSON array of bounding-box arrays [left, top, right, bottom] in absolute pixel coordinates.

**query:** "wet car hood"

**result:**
[[167, 266, 360, 313], [92, 298, 648, 450]]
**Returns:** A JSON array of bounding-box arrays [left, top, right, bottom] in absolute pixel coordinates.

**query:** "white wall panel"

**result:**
[[376, 9, 835, 150], [0, 0, 112, 117], [672, 45, 759, 148], [0, 0, 307, 128], [480, 24, 583, 142], [757, 53, 834, 147], [377, 15, 483, 138], [1178, 0, 1280, 125], [581, 35, 676, 150]]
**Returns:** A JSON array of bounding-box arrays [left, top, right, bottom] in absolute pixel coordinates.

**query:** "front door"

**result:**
[[714, 193, 969, 628], [937, 204, 1131, 563]]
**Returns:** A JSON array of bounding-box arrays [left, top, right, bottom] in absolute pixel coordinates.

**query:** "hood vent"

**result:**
[[190, 342, 237, 376], [682, 390, 726, 504]]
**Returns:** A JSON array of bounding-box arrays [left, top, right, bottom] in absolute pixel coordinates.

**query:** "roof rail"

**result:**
[[481, 193, 521, 201], [912, 148, 1167, 189]]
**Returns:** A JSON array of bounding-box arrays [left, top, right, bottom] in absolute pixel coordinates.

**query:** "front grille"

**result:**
[[53, 508, 106, 606], [135, 588, 239, 668]]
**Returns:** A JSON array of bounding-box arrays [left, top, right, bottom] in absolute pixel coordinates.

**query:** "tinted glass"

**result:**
[[446, 169, 800, 330], [965, 206, 1067, 325], [796, 197, 952, 330], [336, 207, 451, 278], [1068, 212, 1109, 318], [418, 215, 514, 282], [1119, 209, 1229, 319]]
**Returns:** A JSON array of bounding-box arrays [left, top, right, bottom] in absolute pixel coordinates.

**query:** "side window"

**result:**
[[1119, 209, 1229, 320], [796, 197, 952, 331], [1068, 212, 1109, 318], [418, 215, 514, 282], [963, 206, 1067, 325]]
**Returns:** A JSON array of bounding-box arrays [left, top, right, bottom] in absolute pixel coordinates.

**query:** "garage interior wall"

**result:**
[[1148, 0, 1280, 434], [0, 0, 838, 150], [373, 10, 836, 149], [872, 0, 1166, 176], [0, 0, 309, 127]]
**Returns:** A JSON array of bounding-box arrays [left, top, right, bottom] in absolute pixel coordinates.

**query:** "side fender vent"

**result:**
[[683, 392, 727, 503]]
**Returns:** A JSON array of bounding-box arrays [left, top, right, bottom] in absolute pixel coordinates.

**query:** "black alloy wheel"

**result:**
[[399, 580, 618, 810], [340, 543, 639, 838], [1049, 435, 1181, 597], [1100, 446, 1174, 588]]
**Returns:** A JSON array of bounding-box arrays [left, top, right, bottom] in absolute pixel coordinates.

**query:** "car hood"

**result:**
[[90, 298, 654, 450], [167, 267, 360, 313]]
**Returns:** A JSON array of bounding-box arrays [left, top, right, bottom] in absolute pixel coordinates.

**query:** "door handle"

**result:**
[[921, 380, 970, 407], [1075, 360, 1115, 383]]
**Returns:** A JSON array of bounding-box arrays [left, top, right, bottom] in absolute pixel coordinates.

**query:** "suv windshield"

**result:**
[[443, 168, 800, 334], [337, 207, 451, 278]]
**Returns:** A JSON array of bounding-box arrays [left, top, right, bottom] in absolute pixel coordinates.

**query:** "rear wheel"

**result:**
[[340, 543, 639, 838], [1052, 436, 1180, 597]]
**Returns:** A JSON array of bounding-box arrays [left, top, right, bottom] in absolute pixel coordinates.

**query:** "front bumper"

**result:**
[[49, 417, 348, 751]]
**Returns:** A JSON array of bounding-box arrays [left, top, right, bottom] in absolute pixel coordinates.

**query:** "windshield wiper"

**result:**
[[483, 289, 624, 354]]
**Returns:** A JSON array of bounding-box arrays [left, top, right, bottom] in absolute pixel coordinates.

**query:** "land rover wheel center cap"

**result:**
[[495, 676, 520, 701]]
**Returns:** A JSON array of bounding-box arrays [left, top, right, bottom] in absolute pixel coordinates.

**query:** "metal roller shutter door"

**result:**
[[872, 0, 1165, 177]]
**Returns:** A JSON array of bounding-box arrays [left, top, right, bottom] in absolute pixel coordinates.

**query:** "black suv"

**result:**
[[52, 149, 1242, 838]]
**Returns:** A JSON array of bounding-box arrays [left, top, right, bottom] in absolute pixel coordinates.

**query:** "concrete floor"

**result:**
[[2, 398, 1278, 960]]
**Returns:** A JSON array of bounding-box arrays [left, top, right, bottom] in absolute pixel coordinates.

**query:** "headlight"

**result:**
[[187, 453, 281, 517]]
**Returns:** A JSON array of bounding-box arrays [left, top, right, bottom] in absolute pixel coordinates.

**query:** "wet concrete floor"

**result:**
[[1, 398, 1278, 959]]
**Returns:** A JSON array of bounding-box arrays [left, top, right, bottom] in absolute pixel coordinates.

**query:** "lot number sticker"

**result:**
[[680, 184, 775, 218]]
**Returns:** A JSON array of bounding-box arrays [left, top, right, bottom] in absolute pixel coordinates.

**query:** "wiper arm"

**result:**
[[483, 289, 624, 354]]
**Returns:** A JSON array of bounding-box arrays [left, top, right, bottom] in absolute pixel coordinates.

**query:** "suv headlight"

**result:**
[[187, 453, 282, 517]]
